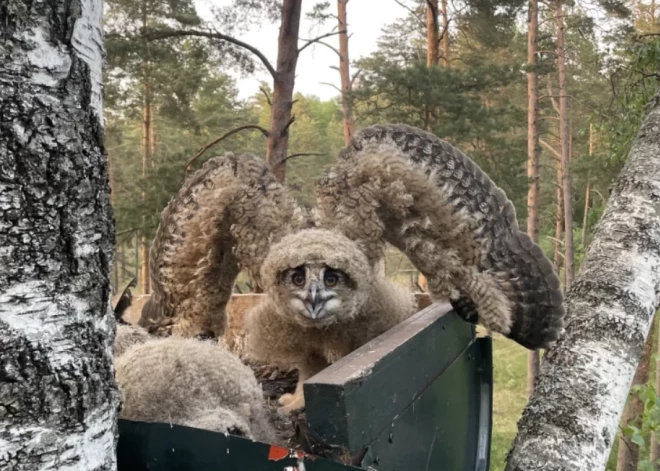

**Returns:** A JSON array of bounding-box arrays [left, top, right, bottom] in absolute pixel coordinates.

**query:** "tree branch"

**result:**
[[281, 116, 296, 136], [298, 30, 346, 54], [183, 125, 269, 176], [547, 78, 561, 114], [141, 29, 277, 79], [259, 87, 272, 106], [540, 138, 561, 160], [308, 39, 342, 58], [320, 82, 342, 93], [394, 0, 426, 26], [350, 68, 362, 86], [281, 152, 326, 163]]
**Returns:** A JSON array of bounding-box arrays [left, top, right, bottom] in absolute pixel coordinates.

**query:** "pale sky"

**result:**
[[196, 1, 408, 101]]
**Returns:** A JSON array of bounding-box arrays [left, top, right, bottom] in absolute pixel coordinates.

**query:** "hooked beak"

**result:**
[[307, 282, 325, 319]]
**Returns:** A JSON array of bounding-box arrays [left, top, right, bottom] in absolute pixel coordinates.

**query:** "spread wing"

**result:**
[[140, 153, 305, 338], [316, 124, 564, 349]]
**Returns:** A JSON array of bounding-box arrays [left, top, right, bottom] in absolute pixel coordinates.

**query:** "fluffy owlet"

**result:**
[[138, 124, 565, 413]]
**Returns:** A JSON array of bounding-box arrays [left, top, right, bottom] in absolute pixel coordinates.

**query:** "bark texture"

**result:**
[[440, 0, 449, 67], [426, 0, 439, 66], [337, 0, 355, 145], [140, 6, 152, 295], [505, 91, 660, 470], [266, 0, 302, 182], [526, 0, 541, 396], [0, 0, 119, 469]]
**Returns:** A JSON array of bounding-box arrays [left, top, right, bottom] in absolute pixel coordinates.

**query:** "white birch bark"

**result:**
[[505, 92, 660, 470], [0, 0, 119, 470]]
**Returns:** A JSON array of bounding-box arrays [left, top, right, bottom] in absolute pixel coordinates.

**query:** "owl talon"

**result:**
[[278, 391, 305, 413], [278, 393, 295, 406]]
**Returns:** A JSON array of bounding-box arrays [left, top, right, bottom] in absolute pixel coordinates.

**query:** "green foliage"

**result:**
[[619, 384, 660, 470]]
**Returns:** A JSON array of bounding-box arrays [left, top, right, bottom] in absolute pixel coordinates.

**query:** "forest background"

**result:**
[[104, 0, 660, 469]]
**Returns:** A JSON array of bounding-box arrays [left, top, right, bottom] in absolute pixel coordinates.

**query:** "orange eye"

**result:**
[[292, 271, 305, 287], [324, 271, 339, 287]]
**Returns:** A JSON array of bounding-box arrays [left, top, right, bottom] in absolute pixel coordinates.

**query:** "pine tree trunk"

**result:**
[[338, 0, 355, 145], [419, 0, 440, 294], [616, 319, 655, 471], [426, 0, 440, 66], [505, 91, 660, 470], [266, 0, 303, 183], [121, 242, 128, 281], [582, 183, 591, 247], [582, 124, 594, 248], [0, 1, 119, 469], [526, 0, 541, 396], [441, 0, 449, 67], [556, 0, 574, 287], [139, 2, 152, 295], [554, 153, 564, 274], [139, 84, 152, 295], [109, 151, 118, 289]]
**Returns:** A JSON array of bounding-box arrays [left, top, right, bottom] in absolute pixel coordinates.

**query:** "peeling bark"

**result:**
[[505, 91, 660, 470], [0, 0, 119, 469]]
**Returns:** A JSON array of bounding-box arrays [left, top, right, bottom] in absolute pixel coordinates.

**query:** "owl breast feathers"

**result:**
[[138, 123, 565, 412]]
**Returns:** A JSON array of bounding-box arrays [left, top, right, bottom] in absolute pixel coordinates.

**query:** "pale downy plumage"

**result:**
[[139, 124, 565, 413], [114, 326, 275, 442]]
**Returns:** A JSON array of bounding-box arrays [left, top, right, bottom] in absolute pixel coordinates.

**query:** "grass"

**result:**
[[489, 334, 531, 471]]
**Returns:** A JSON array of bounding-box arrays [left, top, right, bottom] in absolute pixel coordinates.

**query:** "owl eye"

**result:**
[[324, 271, 339, 287], [291, 269, 306, 287]]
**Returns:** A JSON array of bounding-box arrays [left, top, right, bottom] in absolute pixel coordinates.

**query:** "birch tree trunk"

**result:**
[[337, 0, 355, 145], [266, 0, 302, 182], [526, 0, 541, 396], [505, 91, 660, 470], [0, 0, 119, 469]]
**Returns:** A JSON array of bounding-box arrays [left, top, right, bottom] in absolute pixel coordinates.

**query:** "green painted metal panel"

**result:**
[[359, 338, 493, 471], [117, 419, 361, 471], [305, 303, 475, 450]]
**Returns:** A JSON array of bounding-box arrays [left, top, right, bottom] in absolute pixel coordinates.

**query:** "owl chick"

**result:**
[[114, 326, 275, 442], [245, 229, 417, 412], [140, 124, 565, 414]]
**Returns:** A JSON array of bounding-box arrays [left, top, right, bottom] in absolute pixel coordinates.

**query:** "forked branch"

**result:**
[[183, 125, 269, 177]]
